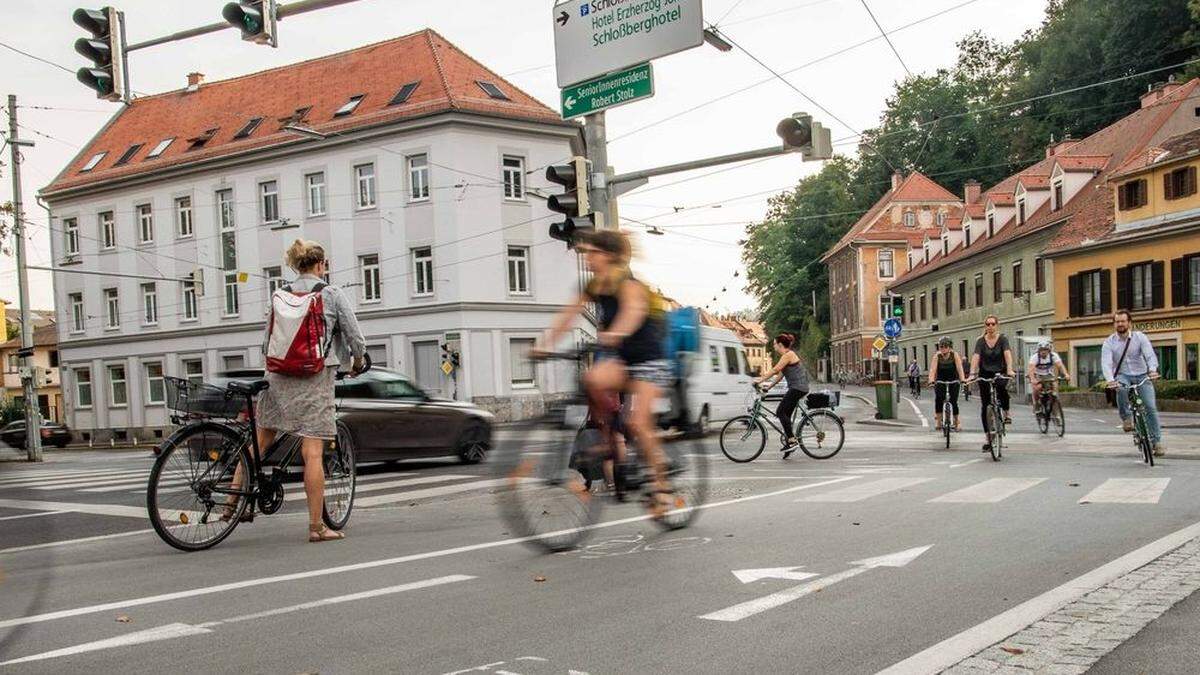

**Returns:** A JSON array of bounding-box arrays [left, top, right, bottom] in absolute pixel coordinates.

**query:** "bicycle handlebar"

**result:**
[[335, 352, 373, 381], [1110, 375, 1155, 390]]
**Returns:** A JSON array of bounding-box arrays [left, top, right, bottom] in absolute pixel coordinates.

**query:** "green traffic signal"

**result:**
[[893, 305, 904, 317]]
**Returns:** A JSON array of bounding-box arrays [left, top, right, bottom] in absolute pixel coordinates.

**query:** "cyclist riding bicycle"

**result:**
[[907, 359, 922, 397], [1026, 339, 1070, 418], [968, 314, 1015, 454], [537, 230, 675, 518], [753, 332, 808, 458], [928, 336, 966, 432]]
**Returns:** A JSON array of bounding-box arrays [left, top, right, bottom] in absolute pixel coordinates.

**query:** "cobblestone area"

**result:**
[[944, 537, 1200, 674]]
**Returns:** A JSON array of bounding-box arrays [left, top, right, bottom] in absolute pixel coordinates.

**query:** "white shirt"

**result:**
[[1101, 331, 1158, 381], [1028, 351, 1062, 377]]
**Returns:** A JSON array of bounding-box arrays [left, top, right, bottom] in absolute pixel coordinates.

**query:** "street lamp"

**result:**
[[703, 27, 733, 52]]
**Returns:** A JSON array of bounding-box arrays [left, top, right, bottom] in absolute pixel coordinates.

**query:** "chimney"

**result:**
[[186, 72, 205, 92], [891, 171, 904, 191], [1046, 135, 1079, 158], [1141, 77, 1184, 109], [963, 180, 980, 205]]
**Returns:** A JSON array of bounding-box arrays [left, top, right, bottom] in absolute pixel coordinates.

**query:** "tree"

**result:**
[[5, 321, 18, 342]]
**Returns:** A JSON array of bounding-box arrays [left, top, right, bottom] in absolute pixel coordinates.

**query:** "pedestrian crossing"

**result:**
[[798, 475, 1172, 505]]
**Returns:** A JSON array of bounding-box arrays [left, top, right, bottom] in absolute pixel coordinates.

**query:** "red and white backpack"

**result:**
[[265, 283, 329, 376]]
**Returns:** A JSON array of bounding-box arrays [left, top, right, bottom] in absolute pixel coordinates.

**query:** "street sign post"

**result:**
[[561, 62, 654, 119], [552, 0, 703, 87], [883, 318, 903, 339]]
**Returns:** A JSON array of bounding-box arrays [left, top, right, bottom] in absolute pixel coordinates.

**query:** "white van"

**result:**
[[659, 325, 757, 432]]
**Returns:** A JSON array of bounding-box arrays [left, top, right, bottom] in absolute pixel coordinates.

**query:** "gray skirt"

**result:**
[[256, 368, 336, 440]]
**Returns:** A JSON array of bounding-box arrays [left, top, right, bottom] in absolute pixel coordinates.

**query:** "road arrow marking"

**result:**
[[732, 567, 819, 584], [699, 546, 931, 622], [564, 95, 577, 110]]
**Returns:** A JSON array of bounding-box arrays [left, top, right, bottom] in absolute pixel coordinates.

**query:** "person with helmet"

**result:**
[[928, 336, 967, 432], [1027, 339, 1070, 418]]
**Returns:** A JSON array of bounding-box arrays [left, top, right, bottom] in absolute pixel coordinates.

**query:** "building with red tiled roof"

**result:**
[[888, 79, 1200, 394], [41, 30, 591, 439]]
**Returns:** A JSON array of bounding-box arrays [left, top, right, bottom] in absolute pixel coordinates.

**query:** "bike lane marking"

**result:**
[[0, 475, 862, 630], [902, 396, 929, 428]]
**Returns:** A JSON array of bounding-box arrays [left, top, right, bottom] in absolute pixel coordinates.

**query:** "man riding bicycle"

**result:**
[[1026, 340, 1070, 418]]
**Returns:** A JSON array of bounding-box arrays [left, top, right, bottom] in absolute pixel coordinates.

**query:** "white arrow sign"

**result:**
[[732, 567, 819, 584], [564, 95, 577, 110], [699, 546, 932, 622]]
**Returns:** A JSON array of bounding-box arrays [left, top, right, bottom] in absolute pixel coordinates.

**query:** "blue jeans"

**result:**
[[1116, 374, 1161, 443]]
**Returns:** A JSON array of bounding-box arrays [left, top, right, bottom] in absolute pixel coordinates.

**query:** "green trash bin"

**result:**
[[874, 380, 897, 420]]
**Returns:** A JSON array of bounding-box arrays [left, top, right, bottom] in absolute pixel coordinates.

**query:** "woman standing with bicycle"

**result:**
[[256, 239, 366, 543], [927, 337, 966, 432], [754, 333, 808, 458], [968, 315, 1015, 453]]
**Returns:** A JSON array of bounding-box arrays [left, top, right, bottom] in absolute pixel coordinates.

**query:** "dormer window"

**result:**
[[389, 81, 421, 106], [936, 211, 946, 227], [1017, 197, 1026, 225], [942, 236, 949, 256], [964, 221, 972, 247], [476, 81, 509, 100], [1117, 179, 1148, 211], [114, 143, 143, 166], [146, 137, 174, 159], [1052, 178, 1063, 211], [903, 211, 916, 227], [986, 212, 995, 238], [333, 95, 365, 117], [278, 106, 312, 129], [187, 128, 218, 150], [233, 117, 264, 139]]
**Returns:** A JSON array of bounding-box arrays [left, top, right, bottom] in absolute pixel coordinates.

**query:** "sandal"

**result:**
[[308, 523, 345, 543], [219, 504, 254, 523]]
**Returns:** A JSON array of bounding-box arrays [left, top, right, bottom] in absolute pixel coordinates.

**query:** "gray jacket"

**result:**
[[263, 274, 366, 370]]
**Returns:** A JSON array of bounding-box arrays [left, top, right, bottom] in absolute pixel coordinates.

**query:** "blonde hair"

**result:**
[[286, 239, 325, 273]]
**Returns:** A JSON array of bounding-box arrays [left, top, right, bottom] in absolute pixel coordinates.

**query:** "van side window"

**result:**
[[724, 346, 740, 375], [741, 351, 752, 376], [709, 345, 721, 373]]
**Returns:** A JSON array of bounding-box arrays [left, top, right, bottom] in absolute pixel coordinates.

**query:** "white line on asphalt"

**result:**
[[356, 478, 512, 507], [0, 468, 137, 481], [0, 510, 67, 522], [0, 529, 156, 555], [902, 396, 929, 428], [0, 623, 212, 666], [1079, 478, 1171, 504], [796, 476, 932, 503], [877, 519, 1200, 675], [0, 498, 150, 519], [928, 478, 1046, 504], [0, 475, 862, 630], [0, 470, 142, 487], [32, 475, 153, 490], [136, 470, 420, 495], [948, 458, 984, 469], [284, 474, 473, 502]]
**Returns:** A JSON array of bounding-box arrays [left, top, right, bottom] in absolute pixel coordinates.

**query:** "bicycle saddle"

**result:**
[[227, 379, 269, 396]]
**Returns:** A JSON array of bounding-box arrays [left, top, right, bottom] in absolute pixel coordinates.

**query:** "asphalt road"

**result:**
[[2, 397, 1200, 673]]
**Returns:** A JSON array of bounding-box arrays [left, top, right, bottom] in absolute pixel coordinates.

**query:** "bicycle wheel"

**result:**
[[496, 407, 601, 552], [1135, 411, 1154, 466], [1050, 399, 1065, 438], [322, 422, 357, 531], [719, 416, 767, 463], [943, 402, 952, 449], [147, 422, 251, 552], [986, 406, 1002, 461], [654, 438, 710, 531], [797, 410, 845, 459], [1037, 398, 1050, 434]]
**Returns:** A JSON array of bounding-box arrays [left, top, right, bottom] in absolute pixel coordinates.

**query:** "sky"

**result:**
[[0, 0, 1050, 313]]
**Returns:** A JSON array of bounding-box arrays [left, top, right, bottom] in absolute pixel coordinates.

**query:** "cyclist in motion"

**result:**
[[538, 230, 675, 517], [1027, 339, 1070, 419], [753, 332, 808, 457], [968, 314, 1015, 454], [928, 336, 966, 432]]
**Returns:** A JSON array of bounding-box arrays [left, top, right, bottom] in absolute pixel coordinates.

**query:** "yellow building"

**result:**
[[1047, 125, 1200, 386], [0, 323, 63, 423]]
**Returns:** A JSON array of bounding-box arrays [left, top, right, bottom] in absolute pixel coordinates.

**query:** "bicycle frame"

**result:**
[[746, 389, 817, 441]]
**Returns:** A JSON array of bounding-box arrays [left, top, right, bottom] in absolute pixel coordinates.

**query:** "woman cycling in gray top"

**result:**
[[754, 333, 808, 458]]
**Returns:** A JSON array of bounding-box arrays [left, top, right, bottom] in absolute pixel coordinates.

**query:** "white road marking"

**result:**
[[356, 478, 512, 507], [0, 510, 66, 522], [0, 529, 156, 555], [1079, 478, 1171, 504], [0, 468, 138, 481], [929, 478, 1046, 504], [902, 396, 929, 428], [796, 476, 932, 503], [138, 470, 419, 495], [878, 520, 1200, 674], [731, 567, 819, 583], [33, 475, 153, 491], [0, 476, 861, 630], [0, 498, 150, 519], [0, 575, 475, 666], [949, 458, 985, 469], [0, 470, 142, 487], [284, 474, 473, 502]]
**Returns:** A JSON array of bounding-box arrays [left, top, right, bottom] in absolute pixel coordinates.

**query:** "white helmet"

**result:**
[[1037, 339, 1052, 350]]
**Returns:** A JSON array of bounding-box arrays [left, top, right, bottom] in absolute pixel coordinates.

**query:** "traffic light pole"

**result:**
[[6, 96, 43, 462], [124, 0, 365, 51], [583, 112, 612, 230]]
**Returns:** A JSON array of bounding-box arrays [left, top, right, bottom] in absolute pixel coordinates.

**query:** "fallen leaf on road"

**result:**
[[533, 575, 547, 583], [852, 522, 861, 526], [115, 615, 131, 624], [1000, 646, 1024, 655], [1068, 482, 1080, 487]]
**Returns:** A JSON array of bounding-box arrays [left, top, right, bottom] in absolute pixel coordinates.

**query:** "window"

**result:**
[[936, 211, 946, 227], [709, 345, 721, 372], [1017, 197, 1026, 225], [413, 247, 433, 296], [992, 268, 1003, 303], [187, 128, 218, 150], [182, 358, 203, 386], [974, 273, 984, 306], [507, 246, 530, 295], [216, 188, 234, 231], [233, 117, 263, 139], [502, 156, 525, 199], [958, 278, 967, 310], [919, 293, 927, 321], [264, 266, 284, 298], [879, 296, 890, 322], [1117, 179, 1148, 210], [908, 298, 915, 323], [145, 362, 164, 404], [1035, 258, 1046, 293], [476, 81, 509, 100], [49, 351, 59, 368], [878, 249, 894, 278], [74, 368, 93, 408], [986, 213, 995, 238], [104, 288, 119, 329], [108, 365, 127, 407], [945, 284, 953, 316], [141, 283, 157, 325], [114, 143, 142, 166], [1129, 262, 1155, 311], [136, 203, 154, 243], [1164, 166, 1197, 200], [1012, 260, 1023, 295], [408, 154, 429, 201], [306, 172, 326, 216], [6, 354, 18, 372], [355, 163, 376, 208], [99, 211, 115, 250], [63, 217, 79, 255], [389, 81, 421, 106], [724, 346, 740, 375], [1070, 270, 1110, 317], [963, 221, 972, 247], [1081, 270, 1105, 316], [259, 181, 279, 223], [510, 338, 535, 387], [942, 236, 949, 256], [81, 152, 106, 172], [931, 289, 939, 319], [223, 355, 246, 371], [903, 211, 916, 227], [1190, 257, 1200, 306], [69, 293, 84, 333], [182, 281, 198, 321], [175, 196, 193, 237], [333, 94, 364, 117], [223, 274, 240, 316], [360, 254, 381, 302], [147, 137, 173, 158], [279, 106, 311, 129], [1052, 178, 1063, 211]]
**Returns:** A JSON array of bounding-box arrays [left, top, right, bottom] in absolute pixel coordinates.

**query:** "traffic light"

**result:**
[[222, 0, 278, 46], [546, 157, 595, 245], [892, 296, 904, 318], [776, 112, 833, 161], [73, 7, 127, 102]]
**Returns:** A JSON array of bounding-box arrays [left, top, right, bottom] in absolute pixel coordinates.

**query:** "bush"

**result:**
[[0, 398, 24, 426], [1156, 380, 1200, 401]]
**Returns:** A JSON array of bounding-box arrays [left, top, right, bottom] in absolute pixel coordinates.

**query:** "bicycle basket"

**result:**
[[806, 390, 839, 409], [165, 377, 246, 419]]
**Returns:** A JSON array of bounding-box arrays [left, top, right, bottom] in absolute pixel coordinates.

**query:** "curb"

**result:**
[[856, 418, 919, 428]]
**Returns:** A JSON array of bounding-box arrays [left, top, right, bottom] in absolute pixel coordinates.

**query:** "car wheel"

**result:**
[[457, 423, 489, 464]]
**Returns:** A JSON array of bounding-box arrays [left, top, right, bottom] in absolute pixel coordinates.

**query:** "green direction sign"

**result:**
[[561, 62, 653, 119]]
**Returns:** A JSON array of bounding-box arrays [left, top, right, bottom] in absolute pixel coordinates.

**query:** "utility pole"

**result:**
[[583, 111, 611, 230], [6, 95, 42, 462]]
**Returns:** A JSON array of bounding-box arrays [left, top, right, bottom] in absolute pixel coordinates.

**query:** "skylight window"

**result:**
[[146, 137, 174, 159], [113, 143, 143, 166], [233, 117, 264, 139], [476, 81, 509, 101], [80, 152, 107, 172], [389, 81, 421, 106], [278, 106, 312, 129], [333, 95, 364, 117], [187, 128, 218, 150]]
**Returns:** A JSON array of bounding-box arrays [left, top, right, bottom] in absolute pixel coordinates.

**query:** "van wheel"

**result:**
[[693, 406, 710, 438]]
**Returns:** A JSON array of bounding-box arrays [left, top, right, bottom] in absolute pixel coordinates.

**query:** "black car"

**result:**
[[0, 420, 73, 449]]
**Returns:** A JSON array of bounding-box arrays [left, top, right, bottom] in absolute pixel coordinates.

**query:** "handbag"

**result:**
[[1104, 337, 1132, 407]]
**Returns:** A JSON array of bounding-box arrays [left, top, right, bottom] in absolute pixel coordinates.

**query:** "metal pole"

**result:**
[[611, 144, 791, 186], [126, 0, 366, 51], [7, 95, 42, 462], [583, 111, 613, 230]]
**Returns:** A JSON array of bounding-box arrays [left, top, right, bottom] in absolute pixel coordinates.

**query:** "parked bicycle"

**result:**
[[971, 374, 1011, 462], [146, 358, 369, 552], [718, 384, 845, 463], [1034, 376, 1066, 438], [1110, 375, 1157, 466]]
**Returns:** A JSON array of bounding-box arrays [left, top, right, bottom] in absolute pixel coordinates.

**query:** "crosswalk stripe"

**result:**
[[796, 476, 933, 502], [22, 474, 151, 490], [284, 474, 472, 502], [1079, 478, 1171, 504], [929, 478, 1046, 503], [356, 478, 511, 507], [0, 469, 141, 486], [135, 471, 419, 496]]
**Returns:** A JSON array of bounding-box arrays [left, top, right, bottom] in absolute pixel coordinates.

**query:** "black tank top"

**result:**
[[587, 274, 664, 365], [935, 352, 958, 381]]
